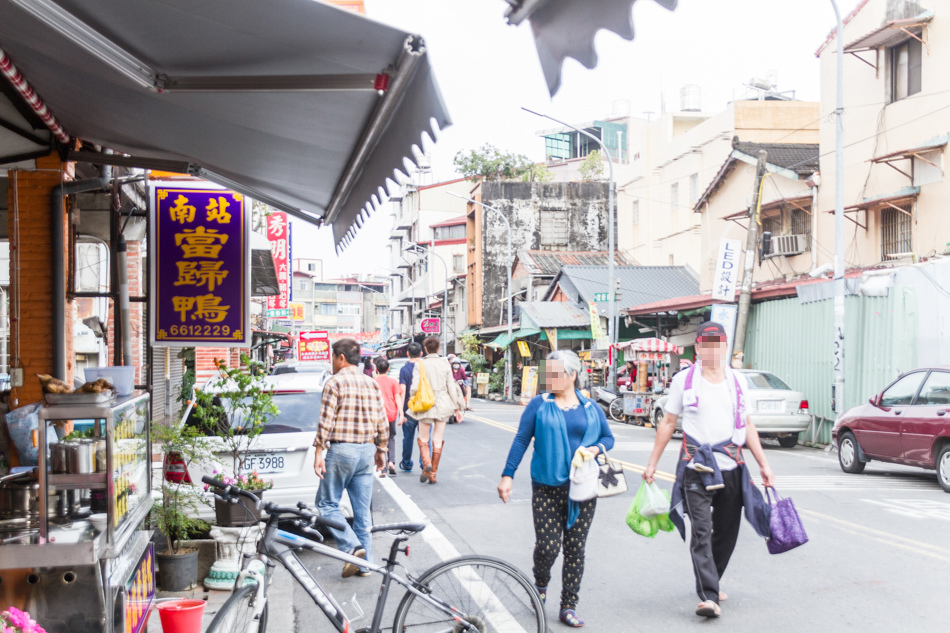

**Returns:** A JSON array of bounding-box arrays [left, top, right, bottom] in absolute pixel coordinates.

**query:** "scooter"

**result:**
[[594, 386, 628, 423]]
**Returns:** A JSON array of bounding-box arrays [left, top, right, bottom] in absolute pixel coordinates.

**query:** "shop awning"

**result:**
[[486, 327, 541, 349], [617, 337, 683, 354], [0, 0, 450, 249], [845, 10, 932, 53], [504, 0, 677, 96], [555, 328, 592, 340]]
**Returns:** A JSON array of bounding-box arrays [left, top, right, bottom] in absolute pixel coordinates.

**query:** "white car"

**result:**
[[652, 369, 810, 448], [168, 372, 351, 521]]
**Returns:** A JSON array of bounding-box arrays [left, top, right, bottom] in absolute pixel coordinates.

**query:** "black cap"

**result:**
[[695, 321, 727, 341]]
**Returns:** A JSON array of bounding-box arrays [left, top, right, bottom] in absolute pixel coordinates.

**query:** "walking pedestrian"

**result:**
[[450, 357, 473, 411], [410, 336, 464, 484], [496, 350, 614, 628], [374, 356, 402, 477], [642, 321, 774, 618], [362, 357, 376, 378], [398, 342, 426, 473], [313, 338, 389, 578]]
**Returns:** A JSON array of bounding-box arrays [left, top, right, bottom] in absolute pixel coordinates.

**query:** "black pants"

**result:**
[[531, 485, 596, 610], [682, 467, 744, 605]]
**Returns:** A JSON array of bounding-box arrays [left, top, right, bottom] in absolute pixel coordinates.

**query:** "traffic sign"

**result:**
[[593, 292, 621, 302]]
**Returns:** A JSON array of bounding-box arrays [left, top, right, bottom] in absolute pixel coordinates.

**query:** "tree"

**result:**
[[579, 150, 606, 182], [454, 144, 547, 182]]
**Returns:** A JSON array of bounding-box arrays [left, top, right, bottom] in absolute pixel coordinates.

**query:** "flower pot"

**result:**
[[214, 488, 265, 527], [157, 547, 199, 591]]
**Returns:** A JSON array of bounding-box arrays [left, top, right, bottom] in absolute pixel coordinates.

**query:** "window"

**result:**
[[307, 262, 317, 272], [743, 372, 791, 391], [890, 37, 921, 102], [453, 254, 464, 273], [880, 372, 926, 406], [689, 173, 700, 204], [296, 279, 309, 291], [303, 302, 312, 321], [917, 371, 950, 405], [670, 182, 679, 210], [319, 303, 336, 316], [434, 224, 465, 240], [337, 304, 360, 315], [881, 202, 912, 260], [375, 305, 388, 317], [539, 209, 569, 248], [632, 200, 640, 225]]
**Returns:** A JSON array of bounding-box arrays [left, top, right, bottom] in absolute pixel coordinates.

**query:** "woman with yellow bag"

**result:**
[[408, 336, 465, 484]]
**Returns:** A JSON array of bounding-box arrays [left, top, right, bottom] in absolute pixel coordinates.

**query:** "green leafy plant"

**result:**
[[454, 144, 544, 182], [488, 357, 507, 393], [151, 422, 212, 555], [62, 428, 95, 441], [520, 162, 555, 183], [578, 150, 606, 182], [189, 354, 279, 480]]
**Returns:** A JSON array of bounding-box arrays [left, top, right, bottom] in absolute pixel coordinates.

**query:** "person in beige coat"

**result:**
[[409, 336, 465, 484]]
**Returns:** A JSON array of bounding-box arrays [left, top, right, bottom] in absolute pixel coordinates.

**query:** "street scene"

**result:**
[[1, 1, 949, 633]]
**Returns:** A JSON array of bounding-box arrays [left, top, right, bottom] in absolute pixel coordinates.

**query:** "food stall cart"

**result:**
[[0, 393, 153, 633], [615, 339, 682, 425]]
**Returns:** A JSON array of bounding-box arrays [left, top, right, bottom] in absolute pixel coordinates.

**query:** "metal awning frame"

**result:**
[[870, 140, 947, 183], [843, 12, 932, 72]]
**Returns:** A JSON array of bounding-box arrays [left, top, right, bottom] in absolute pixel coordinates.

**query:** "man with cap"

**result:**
[[642, 322, 775, 619]]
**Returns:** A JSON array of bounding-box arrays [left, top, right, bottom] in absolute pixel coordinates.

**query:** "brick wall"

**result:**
[[7, 155, 74, 407], [194, 346, 249, 384], [105, 240, 145, 384]]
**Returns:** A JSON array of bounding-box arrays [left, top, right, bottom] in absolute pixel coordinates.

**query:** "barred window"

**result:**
[[881, 203, 912, 260], [540, 209, 569, 248]]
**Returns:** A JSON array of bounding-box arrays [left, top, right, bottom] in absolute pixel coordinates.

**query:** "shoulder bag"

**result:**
[[407, 362, 435, 413], [596, 444, 627, 498]]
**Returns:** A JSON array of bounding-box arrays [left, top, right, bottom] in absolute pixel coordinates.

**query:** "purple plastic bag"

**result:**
[[765, 487, 808, 555]]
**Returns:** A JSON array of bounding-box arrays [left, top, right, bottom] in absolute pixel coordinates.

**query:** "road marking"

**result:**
[[754, 475, 940, 491], [859, 498, 950, 521], [376, 475, 529, 633], [466, 413, 677, 483], [799, 508, 950, 563]]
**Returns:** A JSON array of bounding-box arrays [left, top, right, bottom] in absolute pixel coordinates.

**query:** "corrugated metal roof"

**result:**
[[552, 265, 700, 311], [519, 250, 629, 276], [519, 301, 590, 328]]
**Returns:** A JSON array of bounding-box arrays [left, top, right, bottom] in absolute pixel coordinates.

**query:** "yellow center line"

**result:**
[[466, 413, 677, 483]]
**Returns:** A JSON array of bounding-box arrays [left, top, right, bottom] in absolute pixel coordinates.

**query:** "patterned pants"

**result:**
[[531, 484, 596, 610]]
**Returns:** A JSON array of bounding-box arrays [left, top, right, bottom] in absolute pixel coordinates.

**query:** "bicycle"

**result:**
[[202, 476, 547, 633]]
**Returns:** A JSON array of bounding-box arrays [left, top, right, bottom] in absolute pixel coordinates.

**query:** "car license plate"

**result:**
[[758, 400, 784, 413], [243, 453, 286, 474]]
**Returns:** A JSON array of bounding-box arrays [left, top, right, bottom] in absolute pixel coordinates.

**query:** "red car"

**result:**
[[833, 367, 950, 492]]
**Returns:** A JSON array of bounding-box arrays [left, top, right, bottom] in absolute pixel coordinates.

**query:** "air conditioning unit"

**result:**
[[771, 234, 807, 257]]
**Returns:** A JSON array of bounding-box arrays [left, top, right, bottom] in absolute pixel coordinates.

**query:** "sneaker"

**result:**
[[342, 548, 366, 578]]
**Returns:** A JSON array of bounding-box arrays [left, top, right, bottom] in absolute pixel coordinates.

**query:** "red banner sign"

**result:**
[[298, 331, 331, 362], [266, 212, 290, 314]]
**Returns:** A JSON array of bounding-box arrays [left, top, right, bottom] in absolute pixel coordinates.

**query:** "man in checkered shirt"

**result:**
[[313, 338, 389, 577]]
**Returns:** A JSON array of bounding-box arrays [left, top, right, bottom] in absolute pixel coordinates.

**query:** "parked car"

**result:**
[[387, 357, 411, 377], [272, 360, 331, 375], [652, 369, 810, 447], [833, 367, 950, 492], [171, 372, 352, 520]]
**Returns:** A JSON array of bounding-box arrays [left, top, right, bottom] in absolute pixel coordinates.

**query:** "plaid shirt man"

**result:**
[[314, 365, 389, 449]]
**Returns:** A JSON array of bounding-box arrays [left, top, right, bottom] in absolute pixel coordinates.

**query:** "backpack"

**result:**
[[407, 361, 436, 413]]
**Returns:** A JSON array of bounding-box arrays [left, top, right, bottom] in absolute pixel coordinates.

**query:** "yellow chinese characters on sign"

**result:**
[[290, 303, 305, 321], [517, 340, 531, 358]]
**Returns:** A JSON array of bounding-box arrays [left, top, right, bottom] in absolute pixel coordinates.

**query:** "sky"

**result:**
[[295, 0, 856, 279]]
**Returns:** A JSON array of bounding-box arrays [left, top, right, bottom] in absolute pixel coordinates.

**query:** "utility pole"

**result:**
[[831, 0, 846, 417], [732, 149, 768, 363]]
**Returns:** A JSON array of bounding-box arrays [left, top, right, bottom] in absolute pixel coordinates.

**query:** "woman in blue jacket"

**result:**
[[497, 350, 614, 628]]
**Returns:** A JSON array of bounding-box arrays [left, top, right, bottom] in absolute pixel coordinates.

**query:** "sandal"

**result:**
[[559, 609, 584, 628], [695, 601, 721, 618], [535, 586, 547, 606], [719, 591, 727, 601]]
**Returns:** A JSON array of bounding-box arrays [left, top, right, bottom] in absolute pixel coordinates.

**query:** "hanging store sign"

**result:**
[[290, 302, 305, 321], [266, 212, 292, 316], [298, 330, 331, 362], [152, 186, 249, 346], [712, 239, 741, 301], [420, 317, 441, 334]]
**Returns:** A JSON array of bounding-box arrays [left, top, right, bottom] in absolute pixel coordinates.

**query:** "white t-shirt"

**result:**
[[665, 368, 748, 471]]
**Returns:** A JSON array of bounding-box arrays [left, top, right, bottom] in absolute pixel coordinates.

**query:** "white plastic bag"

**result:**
[[569, 459, 599, 502], [640, 482, 671, 517]]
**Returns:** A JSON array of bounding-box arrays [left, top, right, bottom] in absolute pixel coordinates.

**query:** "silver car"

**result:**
[[652, 369, 810, 448]]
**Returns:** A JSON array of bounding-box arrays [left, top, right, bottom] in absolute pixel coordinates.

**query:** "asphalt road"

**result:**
[[293, 399, 950, 633]]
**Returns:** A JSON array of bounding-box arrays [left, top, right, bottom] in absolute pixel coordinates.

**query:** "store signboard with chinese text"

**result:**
[[420, 318, 441, 334], [710, 303, 738, 361], [290, 303, 305, 321], [151, 186, 249, 345], [298, 331, 331, 362], [712, 239, 741, 301], [266, 212, 292, 316]]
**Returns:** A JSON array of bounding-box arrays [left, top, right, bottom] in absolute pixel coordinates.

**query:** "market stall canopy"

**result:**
[[504, 0, 677, 96], [0, 0, 450, 250], [617, 338, 683, 354], [486, 327, 542, 350]]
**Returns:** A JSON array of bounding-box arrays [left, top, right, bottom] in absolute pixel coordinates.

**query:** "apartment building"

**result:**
[[292, 267, 388, 336]]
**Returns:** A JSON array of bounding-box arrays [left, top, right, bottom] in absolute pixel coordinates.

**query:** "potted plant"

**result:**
[[190, 355, 278, 527], [151, 420, 213, 591], [205, 471, 274, 527]]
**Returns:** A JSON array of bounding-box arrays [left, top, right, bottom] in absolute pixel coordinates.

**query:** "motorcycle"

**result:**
[[594, 386, 627, 423]]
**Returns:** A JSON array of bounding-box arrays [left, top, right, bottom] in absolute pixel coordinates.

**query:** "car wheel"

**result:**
[[777, 435, 799, 449], [837, 431, 866, 474], [937, 444, 950, 493], [653, 410, 663, 433], [608, 398, 625, 423]]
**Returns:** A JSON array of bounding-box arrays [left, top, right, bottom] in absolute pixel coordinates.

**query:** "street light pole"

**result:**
[[408, 244, 450, 356], [448, 192, 514, 402], [522, 107, 617, 390], [831, 0, 846, 418]]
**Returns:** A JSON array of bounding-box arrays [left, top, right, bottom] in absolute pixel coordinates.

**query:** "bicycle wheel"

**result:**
[[207, 582, 268, 633], [608, 398, 625, 422], [392, 555, 545, 633]]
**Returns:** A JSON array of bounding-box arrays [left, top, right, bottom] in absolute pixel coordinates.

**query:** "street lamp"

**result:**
[[522, 107, 617, 390], [830, 0, 846, 419], [406, 243, 450, 356], [447, 191, 515, 403]]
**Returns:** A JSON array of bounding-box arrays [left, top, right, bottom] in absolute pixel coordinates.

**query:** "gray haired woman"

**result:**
[[497, 350, 615, 627]]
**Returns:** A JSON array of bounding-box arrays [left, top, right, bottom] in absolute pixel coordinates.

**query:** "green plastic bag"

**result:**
[[626, 481, 674, 538]]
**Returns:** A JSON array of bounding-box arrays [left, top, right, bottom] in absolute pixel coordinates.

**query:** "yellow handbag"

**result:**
[[407, 362, 436, 413]]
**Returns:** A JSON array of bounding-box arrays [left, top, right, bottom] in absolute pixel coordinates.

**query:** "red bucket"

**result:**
[[155, 599, 206, 633]]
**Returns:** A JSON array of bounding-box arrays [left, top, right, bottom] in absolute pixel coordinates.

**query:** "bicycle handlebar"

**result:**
[[201, 475, 346, 531]]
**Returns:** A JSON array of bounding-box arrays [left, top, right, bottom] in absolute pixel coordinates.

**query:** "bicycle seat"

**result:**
[[371, 521, 428, 534]]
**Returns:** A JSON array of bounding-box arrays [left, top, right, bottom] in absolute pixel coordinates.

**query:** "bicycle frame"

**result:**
[[239, 517, 474, 633]]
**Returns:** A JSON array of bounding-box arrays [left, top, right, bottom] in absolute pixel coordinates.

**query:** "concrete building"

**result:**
[[291, 268, 388, 337], [465, 180, 611, 329], [511, 250, 630, 305]]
